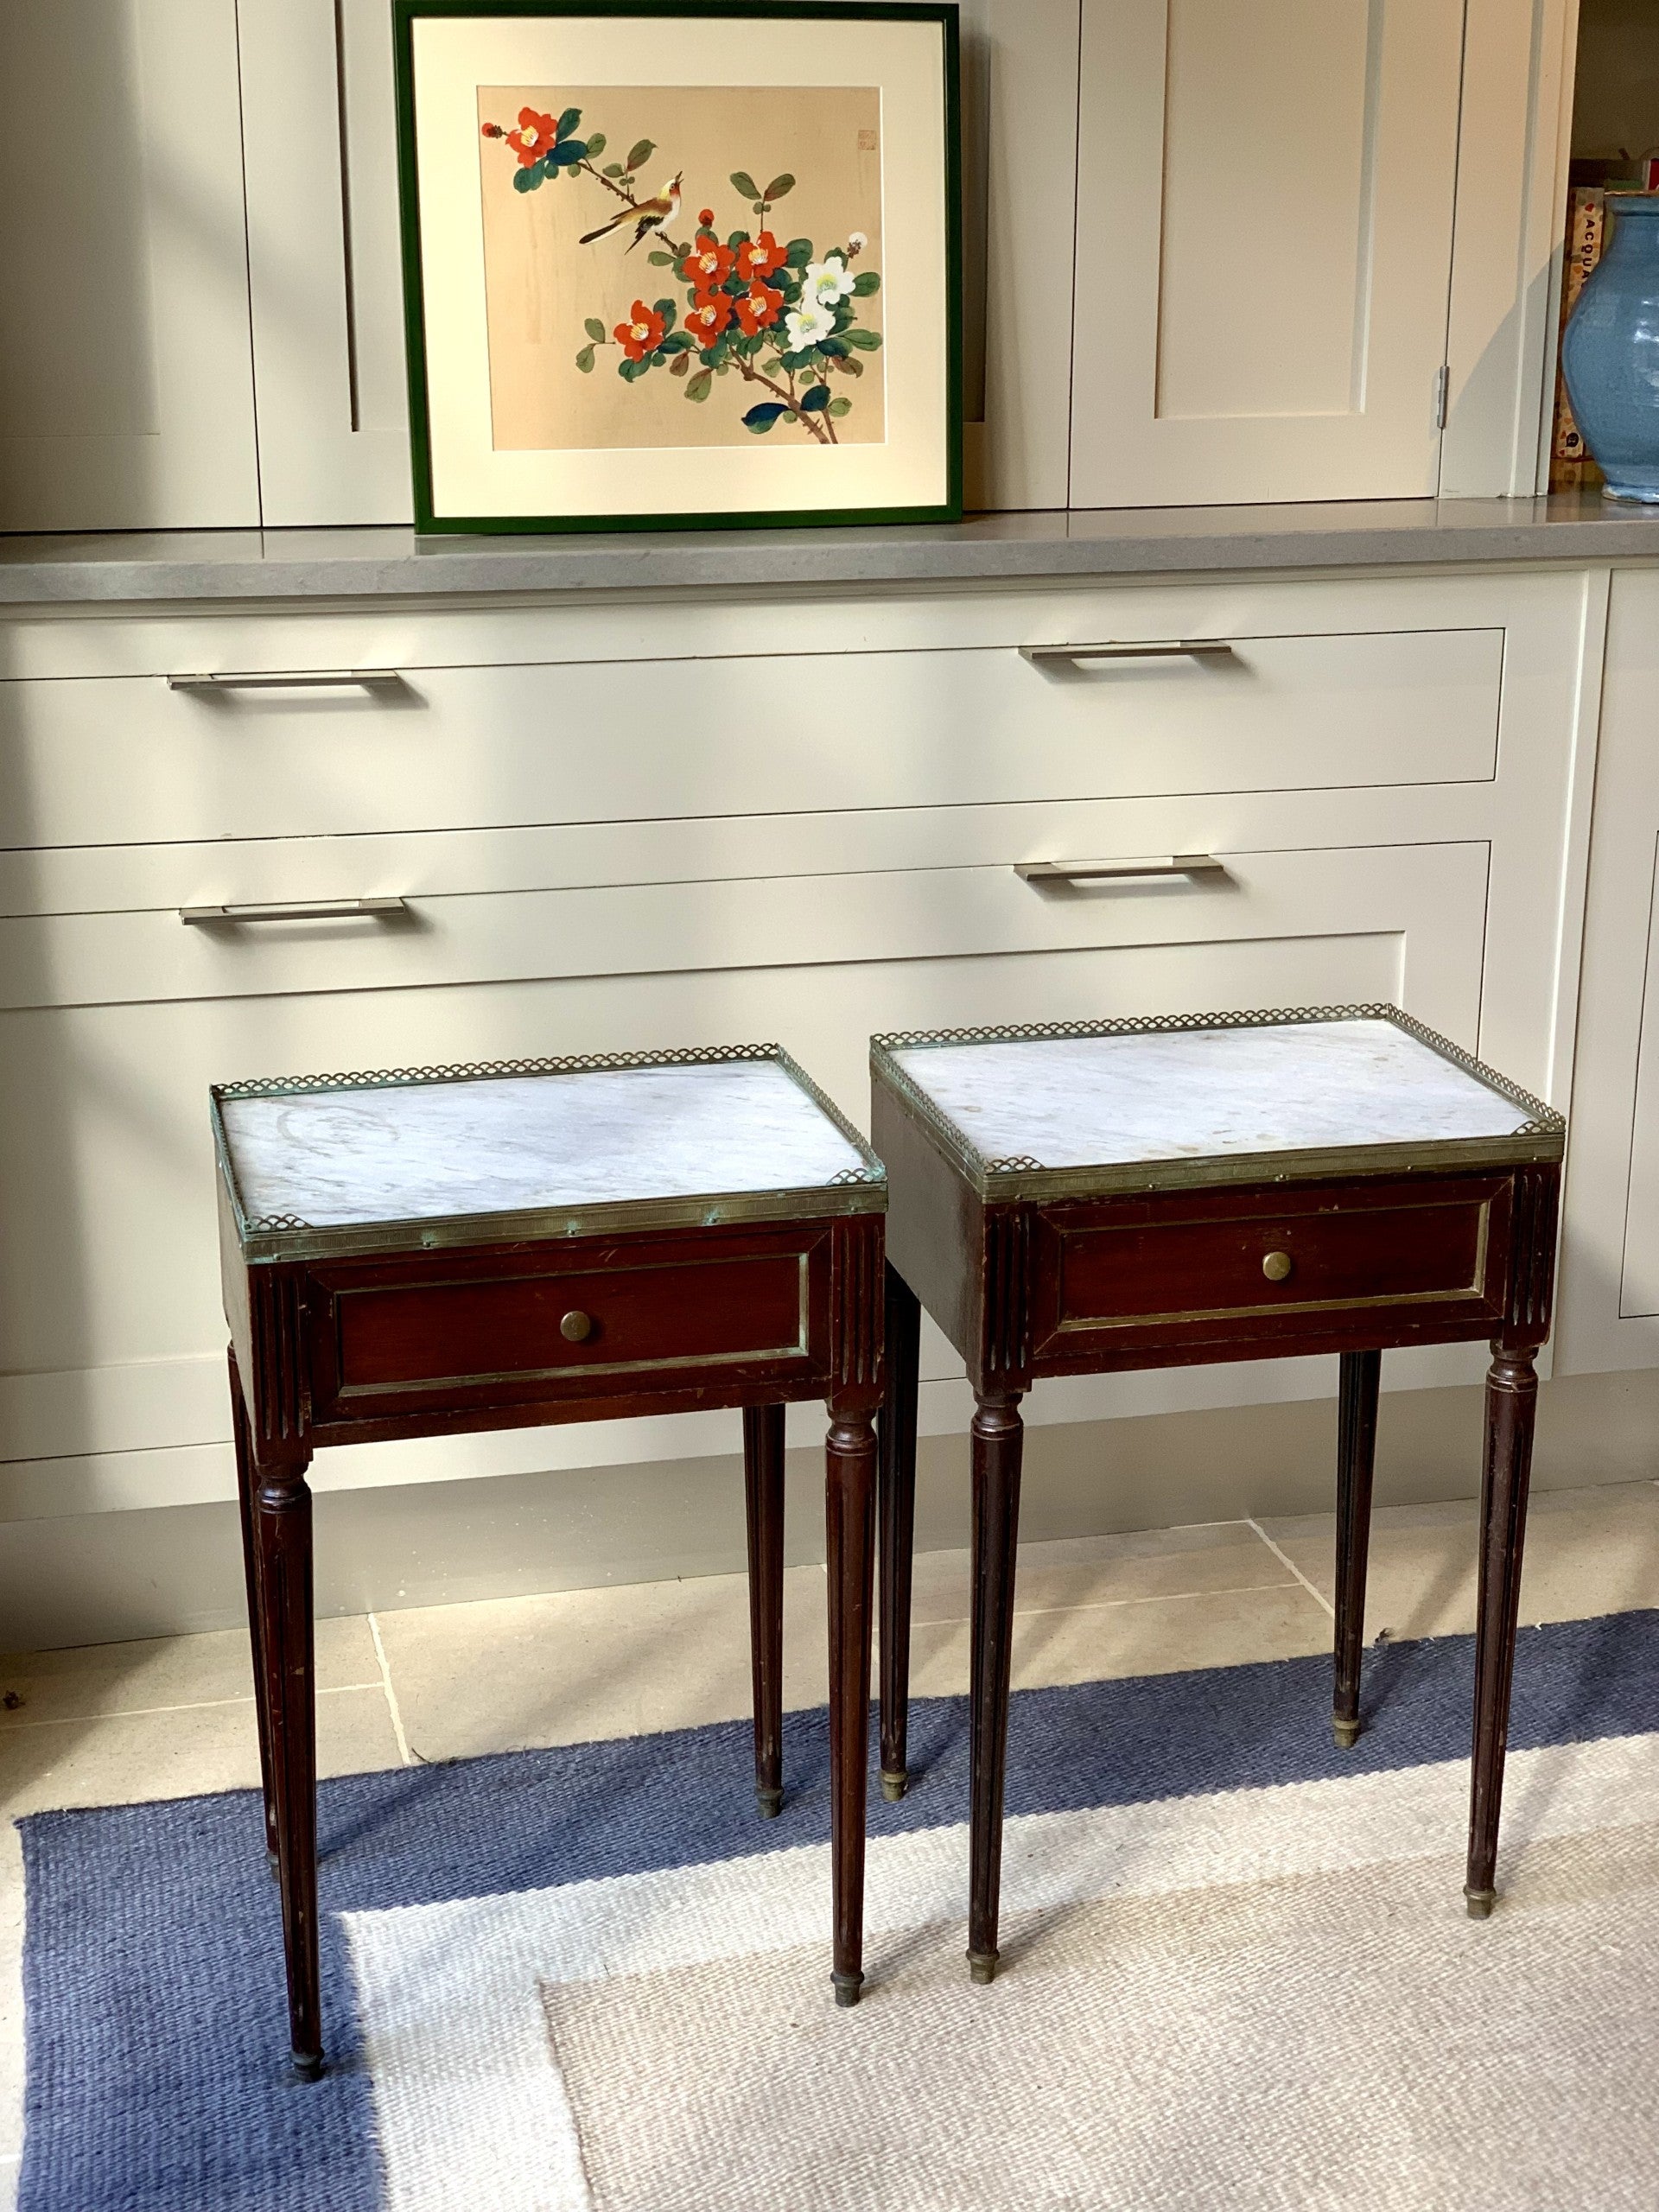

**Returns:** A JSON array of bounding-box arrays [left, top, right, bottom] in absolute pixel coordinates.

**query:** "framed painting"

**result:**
[[392, 0, 962, 533]]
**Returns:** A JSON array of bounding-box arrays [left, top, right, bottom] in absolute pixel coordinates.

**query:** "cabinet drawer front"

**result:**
[[0, 839, 1488, 1014], [1034, 1178, 1507, 1356], [313, 1236, 825, 1417], [0, 837, 1484, 1459], [1, 626, 1498, 849]]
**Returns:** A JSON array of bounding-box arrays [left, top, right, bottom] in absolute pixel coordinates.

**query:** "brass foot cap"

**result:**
[[756, 1786, 784, 1819], [1465, 1888, 1496, 1920], [292, 2050, 325, 2083], [880, 1769, 908, 1802], [1332, 1716, 1361, 1750], [968, 1951, 998, 1986], [832, 1972, 863, 2010]]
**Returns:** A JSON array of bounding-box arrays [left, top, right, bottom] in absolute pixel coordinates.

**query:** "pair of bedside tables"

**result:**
[[215, 1008, 1564, 2075]]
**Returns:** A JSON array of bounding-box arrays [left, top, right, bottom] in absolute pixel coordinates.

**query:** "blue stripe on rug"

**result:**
[[17, 1607, 1659, 2212]]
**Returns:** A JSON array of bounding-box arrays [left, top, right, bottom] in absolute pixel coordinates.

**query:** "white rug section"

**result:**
[[345, 1732, 1659, 2212]]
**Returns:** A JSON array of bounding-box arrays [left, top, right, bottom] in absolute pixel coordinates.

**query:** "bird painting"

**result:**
[[580, 171, 683, 252]]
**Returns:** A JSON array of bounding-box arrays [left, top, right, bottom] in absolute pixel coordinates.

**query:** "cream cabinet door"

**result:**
[[1069, 0, 1465, 507], [238, 0, 412, 524], [1557, 571, 1659, 1376], [0, 1, 260, 529]]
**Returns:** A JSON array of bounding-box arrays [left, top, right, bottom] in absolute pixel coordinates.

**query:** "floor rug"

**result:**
[[18, 1611, 1659, 2211]]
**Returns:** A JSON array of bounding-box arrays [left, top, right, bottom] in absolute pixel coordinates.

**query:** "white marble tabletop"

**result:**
[[219, 1058, 871, 1229], [888, 1019, 1539, 1173]]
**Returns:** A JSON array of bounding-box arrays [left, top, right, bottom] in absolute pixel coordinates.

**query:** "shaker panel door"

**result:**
[[0, 0, 260, 529], [1560, 572, 1659, 1373], [1069, 0, 1465, 506], [238, 0, 413, 524]]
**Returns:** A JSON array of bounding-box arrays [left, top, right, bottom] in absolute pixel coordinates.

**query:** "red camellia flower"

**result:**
[[735, 231, 787, 281], [679, 230, 734, 289], [505, 106, 558, 166], [684, 292, 734, 344], [734, 279, 784, 336], [698, 207, 715, 227], [613, 300, 667, 360]]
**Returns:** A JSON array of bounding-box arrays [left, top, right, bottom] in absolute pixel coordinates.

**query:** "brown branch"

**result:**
[[732, 353, 828, 443]]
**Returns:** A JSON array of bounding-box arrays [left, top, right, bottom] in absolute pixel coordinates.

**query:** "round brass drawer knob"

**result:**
[[560, 1309, 594, 1343], [1262, 1250, 1294, 1283]]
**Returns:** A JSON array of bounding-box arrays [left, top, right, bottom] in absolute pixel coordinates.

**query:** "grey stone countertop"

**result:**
[[3, 493, 1659, 606]]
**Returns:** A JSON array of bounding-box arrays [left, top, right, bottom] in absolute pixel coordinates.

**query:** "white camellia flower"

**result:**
[[803, 255, 855, 309], [785, 299, 837, 352], [848, 231, 868, 257]]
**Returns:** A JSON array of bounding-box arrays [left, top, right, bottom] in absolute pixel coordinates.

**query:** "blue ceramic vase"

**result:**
[[1562, 194, 1659, 501]]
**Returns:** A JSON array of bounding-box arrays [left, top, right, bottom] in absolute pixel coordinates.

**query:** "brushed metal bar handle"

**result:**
[[1015, 854, 1227, 883], [180, 897, 409, 925], [166, 670, 402, 691], [1019, 641, 1235, 666]]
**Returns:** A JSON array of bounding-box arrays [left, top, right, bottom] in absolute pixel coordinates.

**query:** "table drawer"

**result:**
[[309, 1231, 829, 1421], [1033, 1176, 1509, 1361], [0, 624, 1499, 849]]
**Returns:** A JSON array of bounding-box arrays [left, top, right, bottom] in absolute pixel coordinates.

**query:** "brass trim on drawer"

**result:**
[[1053, 1198, 1491, 1334]]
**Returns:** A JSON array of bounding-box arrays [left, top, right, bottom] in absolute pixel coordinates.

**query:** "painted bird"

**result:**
[[580, 171, 683, 253]]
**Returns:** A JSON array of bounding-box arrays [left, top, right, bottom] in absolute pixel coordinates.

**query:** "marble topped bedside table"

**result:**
[[870, 1006, 1565, 1984], [213, 1046, 887, 2075]]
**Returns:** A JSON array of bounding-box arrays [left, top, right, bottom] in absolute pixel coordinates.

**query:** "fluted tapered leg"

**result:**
[[878, 1266, 921, 1801], [255, 1452, 321, 2076], [826, 1408, 877, 2005], [230, 1350, 279, 1873], [1333, 1349, 1381, 1748], [968, 1391, 1024, 1984], [1465, 1344, 1539, 1917], [742, 1403, 787, 1816]]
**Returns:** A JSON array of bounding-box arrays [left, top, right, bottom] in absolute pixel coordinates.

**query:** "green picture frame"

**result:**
[[392, 0, 963, 535]]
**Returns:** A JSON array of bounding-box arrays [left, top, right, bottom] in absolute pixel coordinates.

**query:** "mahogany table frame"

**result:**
[[869, 1006, 1566, 1982], [214, 1046, 887, 2077]]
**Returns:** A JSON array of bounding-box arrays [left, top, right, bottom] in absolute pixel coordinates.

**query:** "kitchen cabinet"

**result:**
[[0, 0, 259, 531]]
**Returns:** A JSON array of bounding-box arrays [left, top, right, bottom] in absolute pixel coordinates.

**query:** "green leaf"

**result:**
[[798, 382, 830, 412], [512, 162, 544, 193], [765, 175, 795, 200], [584, 131, 607, 157], [828, 396, 852, 417], [686, 368, 713, 402], [670, 350, 690, 378], [575, 344, 596, 373], [785, 238, 812, 267], [842, 326, 882, 350], [852, 270, 880, 296], [752, 204, 765, 217], [715, 360, 731, 375], [549, 140, 587, 168], [742, 400, 785, 432], [556, 106, 582, 142], [658, 329, 696, 353], [646, 250, 674, 266], [603, 162, 625, 177], [727, 230, 748, 249], [584, 317, 606, 343], [840, 353, 864, 378], [653, 297, 677, 333], [816, 334, 848, 357], [618, 353, 650, 382], [626, 138, 656, 172], [730, 170, 761, 200]]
